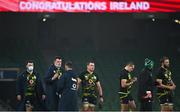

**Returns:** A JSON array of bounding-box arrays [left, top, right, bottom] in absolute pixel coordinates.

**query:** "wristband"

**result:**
[[99, 95, 103, 98]]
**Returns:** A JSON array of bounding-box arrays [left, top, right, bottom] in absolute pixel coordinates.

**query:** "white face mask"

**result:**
[[27, 66, 34, 72]]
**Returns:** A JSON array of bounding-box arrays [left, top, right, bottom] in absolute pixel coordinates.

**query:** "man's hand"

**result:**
[[17, 95, 21, 101], [143, 91, 152, 99], [132, 77, 137, 83], [168, 85, 176, 91], [130, 77, 137, 85], [169, 81, 176, 90], [99, 97, 104, 103], [42, 95, 46, 100], [52, 73, 59, 80], [98, 97, 104, 109]]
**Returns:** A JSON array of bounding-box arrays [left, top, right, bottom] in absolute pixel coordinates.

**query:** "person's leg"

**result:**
[[81, 96, 90, 111], [167, 94, 174, 111], [120, 95, 129, 111], [25, 102, 33, 112], [89, 104, 96, 112], [159, 95, 167, 112], [128, 100, 136, 111], [81, 102, 89, 111], [168, 104, 173, 111], [121, 104, 129, 111], [25, 96, 34, 112], [128, 95, 136, 111], [160, 95, 174, 112], [161, 104, 169, 111], [88, 96, 97, 111]]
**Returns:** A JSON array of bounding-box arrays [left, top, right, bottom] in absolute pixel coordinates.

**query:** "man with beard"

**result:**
[[119, 62, 137, 111], [156, 56, 176, 111], [138, 58, 154, 111], [16, 60, 46, 111], [77, 61, 104, 111], [44, 56, 64, 110]]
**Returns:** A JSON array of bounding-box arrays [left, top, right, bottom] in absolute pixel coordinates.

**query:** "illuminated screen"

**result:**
[[0, 0, 180, 12]]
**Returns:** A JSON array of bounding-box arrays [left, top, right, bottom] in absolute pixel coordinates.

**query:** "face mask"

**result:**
[[27, 66, 34, 72]]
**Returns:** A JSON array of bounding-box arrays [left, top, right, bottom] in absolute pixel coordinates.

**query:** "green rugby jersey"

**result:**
[[25, 73, 37, 96], [79, 71, 99, 98], [156, 67, 174, 98]]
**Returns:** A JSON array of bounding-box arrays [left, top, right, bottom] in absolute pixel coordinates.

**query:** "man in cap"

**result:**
[[138, 58, 154, 111]]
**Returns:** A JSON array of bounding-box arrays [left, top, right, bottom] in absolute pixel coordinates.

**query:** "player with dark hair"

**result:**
[[16, 60, 46, 111], [138, 58, 154, 111], [119, 62, 137, 111], [57, 61, 78, 111], [77, 61, 103, 111], [44, 56, 64, 110], [156, 56, 176, 111]]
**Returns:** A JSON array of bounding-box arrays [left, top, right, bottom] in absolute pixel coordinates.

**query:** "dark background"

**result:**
[[0, 12, 180, 110]]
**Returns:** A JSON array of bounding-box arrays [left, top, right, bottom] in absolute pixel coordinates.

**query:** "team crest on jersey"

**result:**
[[29, 80, 34, 85], [85, 75, 88, 80], [88, 79, 93, 84], [165, 73, 168, 78], [93, 76, 97, 80], [27, 74, 36, 80], [27, 74, 36, 86]]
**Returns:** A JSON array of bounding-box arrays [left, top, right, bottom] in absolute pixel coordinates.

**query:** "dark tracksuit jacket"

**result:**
[[16, 71, 45, 111], [138, 67, 154, 111], [57, 70, 78, 111], [44, 64, 63, 110]]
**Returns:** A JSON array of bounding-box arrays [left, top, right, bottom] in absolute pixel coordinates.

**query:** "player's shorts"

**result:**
[[119, 92, 134, 104], [158, 94, 173, 105], [82, 95, 97, 106]]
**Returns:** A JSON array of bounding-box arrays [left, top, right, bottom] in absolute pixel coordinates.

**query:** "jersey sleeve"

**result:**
[[95, 74, 99, 82], [156, 68, 164, 80], [120, 71, 127, 80]]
